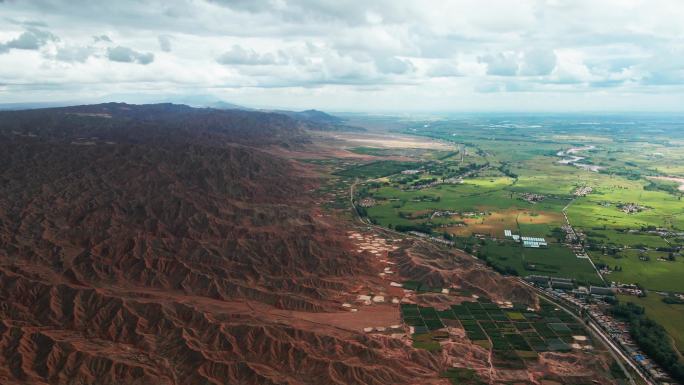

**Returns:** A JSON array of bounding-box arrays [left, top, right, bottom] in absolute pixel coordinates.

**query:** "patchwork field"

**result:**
[[334, 113, 684, 369], [345, 115, 684, 296], [402, 296, 594, 366]]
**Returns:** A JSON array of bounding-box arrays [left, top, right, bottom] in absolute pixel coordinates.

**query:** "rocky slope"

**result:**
[[0, 104, 445, 385], [0, 103, 619, 385], [392, 242, 537, 306]]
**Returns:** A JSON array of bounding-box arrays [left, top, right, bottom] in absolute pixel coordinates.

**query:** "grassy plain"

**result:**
[[479, 240, 602, 284], [591, 249, 684, 292]]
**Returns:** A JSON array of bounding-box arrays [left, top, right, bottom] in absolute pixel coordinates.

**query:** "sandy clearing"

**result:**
[[293, 304, 400, 332], [326, 132, 454, 150]]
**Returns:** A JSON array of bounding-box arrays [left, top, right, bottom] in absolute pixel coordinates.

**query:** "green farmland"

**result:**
[[401, 297, 592, 369], [343, 114, 684, 296], [335, 113, 684, 365], [479, 240, 603, 285]]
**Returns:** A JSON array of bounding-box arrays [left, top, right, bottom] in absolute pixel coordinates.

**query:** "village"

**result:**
[[340, 227, 616, 383], [343, 219, 676, 384], [527, 279, 673, 383]]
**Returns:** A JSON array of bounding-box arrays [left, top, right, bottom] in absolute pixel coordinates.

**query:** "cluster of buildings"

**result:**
[[504, 230, 548, 248], [574, 186, 593, 197], [357, 197, 377, 208], [560, 225, 589, 258], [521, 236, 548, 248], [561, 224, 577, 243], [611, 282, 644, 297], [524, 275, 616, 298], [520, 193, 545, 203], [618, 202, 647, 214], [430, 210, 458, 219], [407, 231, 455, 246], [442, 177, 463, 184], [588, 307, 671, 382], [525, 278, 672, 383], [527, 275, 575, 290], [406, 176, 465, 191], [504, 229, 520, 241], [406, 179, 442, 190]]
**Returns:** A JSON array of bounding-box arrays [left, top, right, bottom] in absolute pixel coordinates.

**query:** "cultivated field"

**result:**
[[327, 113, 684, 365]]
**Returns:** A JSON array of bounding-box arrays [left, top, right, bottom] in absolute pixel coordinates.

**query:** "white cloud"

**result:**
[[549, 50, 593, 84], [426, 61, 462, 77], [54, 44, 95, 63], [479, 52, 519, 76], [158, 35, 172, 52], [216, 45, 279, 65], [520, 49, 557, 76], [0, 0, 683, 111], [375, 57, 414, 74]]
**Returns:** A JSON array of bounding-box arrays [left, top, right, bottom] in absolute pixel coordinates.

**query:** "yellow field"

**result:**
[[446, 209, 562, 237]]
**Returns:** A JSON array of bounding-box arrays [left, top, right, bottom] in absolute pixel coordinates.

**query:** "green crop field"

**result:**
[[350, 115, 684, 294], [335, 160, 421, 178], [593, 249, 684, 292], [401, 292, 588, 363], [341, 114, 684, 359], [479, 240, 603, 285]]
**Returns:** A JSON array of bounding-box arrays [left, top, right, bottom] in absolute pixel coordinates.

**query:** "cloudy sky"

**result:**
[[1, 0, 684, 112]]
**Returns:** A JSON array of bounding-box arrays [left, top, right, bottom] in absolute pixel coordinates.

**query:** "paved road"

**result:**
[[518, 280, 654, 385], [562, 198, 606, 284], [348, 173, 649, 385]]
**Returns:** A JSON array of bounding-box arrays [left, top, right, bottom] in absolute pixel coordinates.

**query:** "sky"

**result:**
[[1, 0, 684, 112]]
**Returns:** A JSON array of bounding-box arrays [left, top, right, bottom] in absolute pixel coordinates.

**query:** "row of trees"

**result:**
[[611, 302, 684, 381]]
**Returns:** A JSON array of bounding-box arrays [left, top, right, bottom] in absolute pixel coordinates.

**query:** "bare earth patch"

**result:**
[[324, 131, 455, 150]]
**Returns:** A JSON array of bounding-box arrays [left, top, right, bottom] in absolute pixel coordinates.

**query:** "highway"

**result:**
[[518, 280, 655, 385], [349, 176, 654, 385]]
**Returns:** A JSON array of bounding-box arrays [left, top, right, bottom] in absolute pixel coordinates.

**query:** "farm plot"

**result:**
[[478, 240, 603, 285], [402, 295, 593, 370], [592, 249, 684, 292], [335, 160, 421, 178]]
